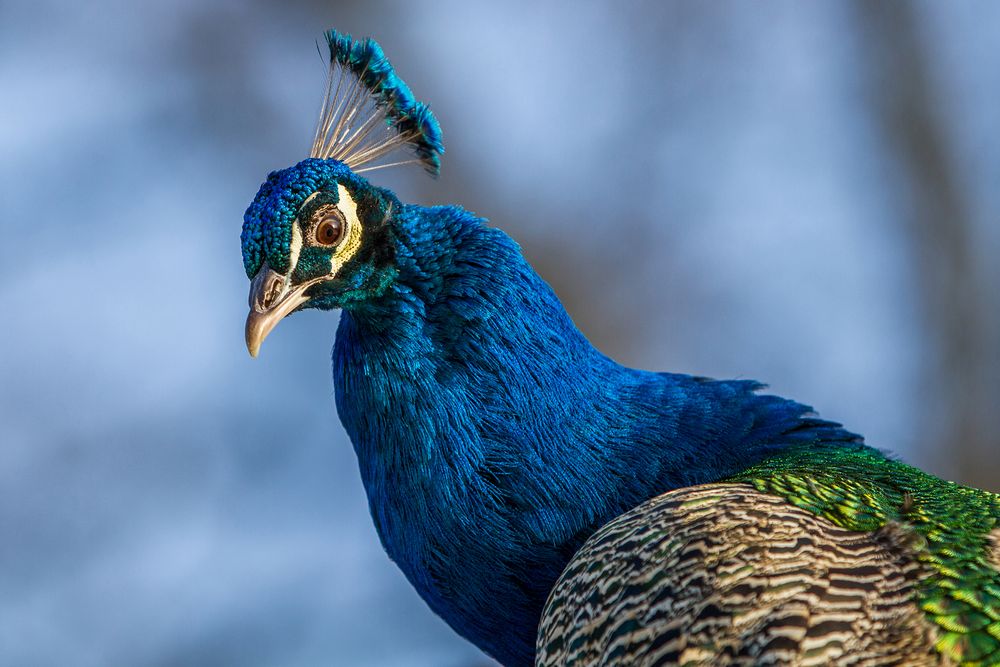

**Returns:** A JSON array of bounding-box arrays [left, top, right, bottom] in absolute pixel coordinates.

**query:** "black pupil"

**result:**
[[319, 216, 341, 244]]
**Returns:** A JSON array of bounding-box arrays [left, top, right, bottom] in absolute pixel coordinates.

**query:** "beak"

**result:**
[[245, 263, 312, 358]]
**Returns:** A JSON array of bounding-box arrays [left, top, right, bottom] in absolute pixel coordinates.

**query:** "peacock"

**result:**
[[241, 30, 1000, 667]]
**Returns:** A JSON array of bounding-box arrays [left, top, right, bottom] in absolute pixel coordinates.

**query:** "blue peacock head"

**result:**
[[242, 30, 443, 357]]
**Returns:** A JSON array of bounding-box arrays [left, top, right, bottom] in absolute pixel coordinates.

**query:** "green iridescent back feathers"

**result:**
[[732, 448, 1000, 664]]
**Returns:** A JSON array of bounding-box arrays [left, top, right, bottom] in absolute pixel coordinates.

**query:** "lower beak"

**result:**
[[245, 264, 311, 358]]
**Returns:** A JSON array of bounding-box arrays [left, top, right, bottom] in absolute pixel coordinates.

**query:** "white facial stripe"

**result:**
[[299, 191, 322, 210], [332, 184, 364, 276], [287, 222, 303, 281], [284, 192, 322, 281]]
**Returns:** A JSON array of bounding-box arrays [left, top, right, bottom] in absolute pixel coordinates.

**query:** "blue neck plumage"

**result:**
[[332, 204, 857, 666]]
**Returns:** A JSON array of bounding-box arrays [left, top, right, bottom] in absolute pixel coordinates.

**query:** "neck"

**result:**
[[332, 204, 859, 666]]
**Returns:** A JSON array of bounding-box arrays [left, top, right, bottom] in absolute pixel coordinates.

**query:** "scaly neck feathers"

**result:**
[[332, 204, 863, 667]]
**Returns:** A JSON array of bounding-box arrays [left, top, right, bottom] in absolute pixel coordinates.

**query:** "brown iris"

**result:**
[[314, 210, 345, 247]]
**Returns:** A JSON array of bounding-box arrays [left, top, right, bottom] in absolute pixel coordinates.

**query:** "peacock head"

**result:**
[[241, 158, 401, 356], [241, 30, 443, 357]]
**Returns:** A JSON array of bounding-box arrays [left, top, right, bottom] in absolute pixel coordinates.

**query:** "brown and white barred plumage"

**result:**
[[536, 484, 952, 666]]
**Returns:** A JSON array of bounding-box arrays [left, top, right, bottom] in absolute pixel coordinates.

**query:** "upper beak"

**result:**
[[245, 263, 312, 358]]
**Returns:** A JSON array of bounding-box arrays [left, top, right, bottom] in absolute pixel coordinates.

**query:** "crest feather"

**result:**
[[310, 30, 444, 175]]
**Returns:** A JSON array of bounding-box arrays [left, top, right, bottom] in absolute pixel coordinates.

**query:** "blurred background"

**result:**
[[2, 1, 998, 665]]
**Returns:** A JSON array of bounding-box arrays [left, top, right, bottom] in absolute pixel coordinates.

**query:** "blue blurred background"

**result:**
[[3, 1, 998, 665]]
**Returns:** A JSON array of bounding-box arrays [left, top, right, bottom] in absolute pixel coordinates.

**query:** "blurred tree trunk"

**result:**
[[851, 2, 1000, 490]]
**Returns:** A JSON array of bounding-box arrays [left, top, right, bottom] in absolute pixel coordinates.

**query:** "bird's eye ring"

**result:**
[[314, 211, 345, 247]]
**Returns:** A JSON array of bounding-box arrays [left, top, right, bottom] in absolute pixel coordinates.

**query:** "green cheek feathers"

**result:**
[[291, 247, 336, 283], [335, 263, 398, 305]]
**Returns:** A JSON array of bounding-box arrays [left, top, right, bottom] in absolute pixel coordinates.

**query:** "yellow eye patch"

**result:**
[[330, 184, 364, 276]]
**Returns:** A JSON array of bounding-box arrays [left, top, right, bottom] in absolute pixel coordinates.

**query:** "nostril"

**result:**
[[251, 267, 288, 311], [262, 275, 284, 308]]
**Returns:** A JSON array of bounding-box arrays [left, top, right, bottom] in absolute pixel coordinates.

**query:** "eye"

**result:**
[[314, 211, 345, 247]]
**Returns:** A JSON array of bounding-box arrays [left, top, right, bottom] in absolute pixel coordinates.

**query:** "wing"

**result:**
[[536, 483, 944, 666]]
